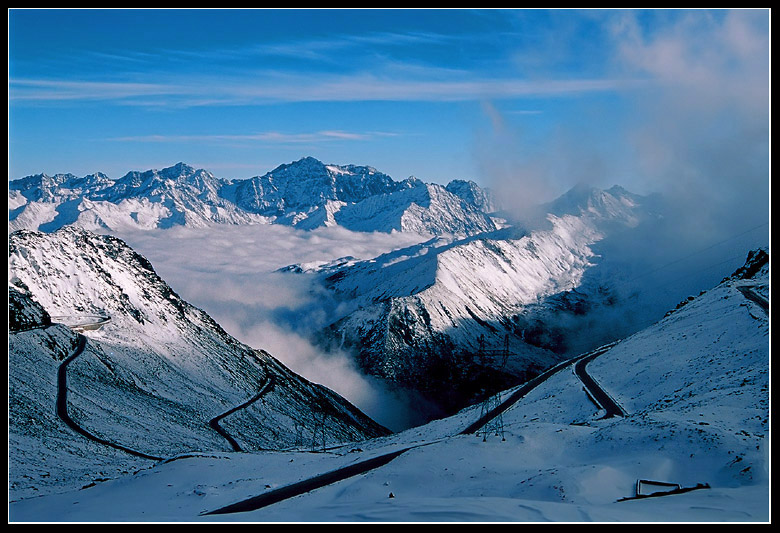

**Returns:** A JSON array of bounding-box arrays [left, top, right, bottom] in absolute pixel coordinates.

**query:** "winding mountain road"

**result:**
[[56, 333, 163, 461], [460, 342, 619, 435], [209, 377, 275, 452], [201, 342, 623, 516], [737, 285, 769, 315], [573, 349, 627, 419]]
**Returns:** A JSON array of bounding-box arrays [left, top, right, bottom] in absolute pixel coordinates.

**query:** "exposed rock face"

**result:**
[[8, 284, 51, 332]]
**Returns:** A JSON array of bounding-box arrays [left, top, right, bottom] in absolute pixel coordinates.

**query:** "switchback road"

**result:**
[[209, 377, 275, 452], [460, 342, 619, 435], [204, 342, 622, 516], [573, 349, 628, 419], [56, 334, 163, 461]]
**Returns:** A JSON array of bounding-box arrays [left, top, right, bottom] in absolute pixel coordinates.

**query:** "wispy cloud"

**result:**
[[107, 130, 400, 144], [507, 109, 543, 115], [9, 15, 647, 109], [30, 29, 469, 75], [9, 78, 181, 102], [11, 73, 645, 108], [215, 30, 458, 62]]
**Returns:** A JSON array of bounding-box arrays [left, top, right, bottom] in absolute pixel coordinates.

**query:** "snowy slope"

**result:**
[[300, 185, 658, 417], [335, 179, 497, 237], [9, 322, 162, 501], [8, 227, 390, 501], [8, 249, 769, 522], [8, 157, 497, 236]]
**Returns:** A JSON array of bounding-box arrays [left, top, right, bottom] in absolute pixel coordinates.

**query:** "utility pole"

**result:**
[[476, 334, 512, 442], [294, 421, 303, 448], [311, 411, 327, 452]]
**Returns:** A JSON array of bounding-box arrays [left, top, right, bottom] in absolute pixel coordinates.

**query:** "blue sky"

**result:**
[[8, 9, 770, 206]]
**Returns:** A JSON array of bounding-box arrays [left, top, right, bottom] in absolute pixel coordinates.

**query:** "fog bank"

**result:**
[[115, 223, 430, 432]]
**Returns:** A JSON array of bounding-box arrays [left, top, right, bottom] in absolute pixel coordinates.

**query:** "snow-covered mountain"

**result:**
[[9, 157, 498, 236], [8, 151, 768, 521], [446, 178, 499, 213], [223, 158, 497, 236], [287, 185, 664, 417], [223, 156, 403, 216], [332, 179, 497, 236], [8, 248, 769, 522], [8, 163, 263, 232], [8, 227, 390, 501], [543, 183, 649, 226]]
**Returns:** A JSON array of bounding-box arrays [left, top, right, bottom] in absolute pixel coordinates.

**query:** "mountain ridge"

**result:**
[[287, 184, 664, 419], [8, 246, 769, 520], [9, 157, 499, 237], [8, 226, 390, 500]]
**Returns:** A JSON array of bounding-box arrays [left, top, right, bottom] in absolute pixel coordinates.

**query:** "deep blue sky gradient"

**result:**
[[8, 8, 769, 207]]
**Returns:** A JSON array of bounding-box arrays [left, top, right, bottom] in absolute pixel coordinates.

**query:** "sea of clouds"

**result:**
[[114, 223, 433, 431]]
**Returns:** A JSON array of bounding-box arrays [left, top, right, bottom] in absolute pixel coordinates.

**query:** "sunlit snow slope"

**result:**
[[304, 185, 658, 416], [8, 227, 390, 501], [8, 249, 768, 522]]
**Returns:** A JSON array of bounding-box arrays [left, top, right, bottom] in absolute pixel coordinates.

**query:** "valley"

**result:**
[[8, 157, 769, 522], [8, 252, 768, 520]]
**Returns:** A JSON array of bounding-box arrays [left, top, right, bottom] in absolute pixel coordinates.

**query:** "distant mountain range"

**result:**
[[8, 156, 676, 419], [8, 154, 769, 513], [9, 157, 499, 236]]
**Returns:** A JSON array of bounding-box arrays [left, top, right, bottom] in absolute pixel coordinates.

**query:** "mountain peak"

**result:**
[[539, 182, 645, 228], [605, 184, 630, 196], [554, 182, 632, 206], [158, 162, 198, 180], [166, 161, 195, 172], [10, 158, 503, 235], [445, 179, 497, 213], [271, 156, 328, 175]]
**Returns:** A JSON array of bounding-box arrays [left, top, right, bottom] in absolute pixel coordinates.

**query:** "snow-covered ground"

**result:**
[[8, 228, 390, 503], [9, 263, 769, 522]]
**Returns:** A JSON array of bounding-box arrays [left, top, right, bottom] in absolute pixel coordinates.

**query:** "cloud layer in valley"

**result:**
[[114, 223, 432, 431]]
